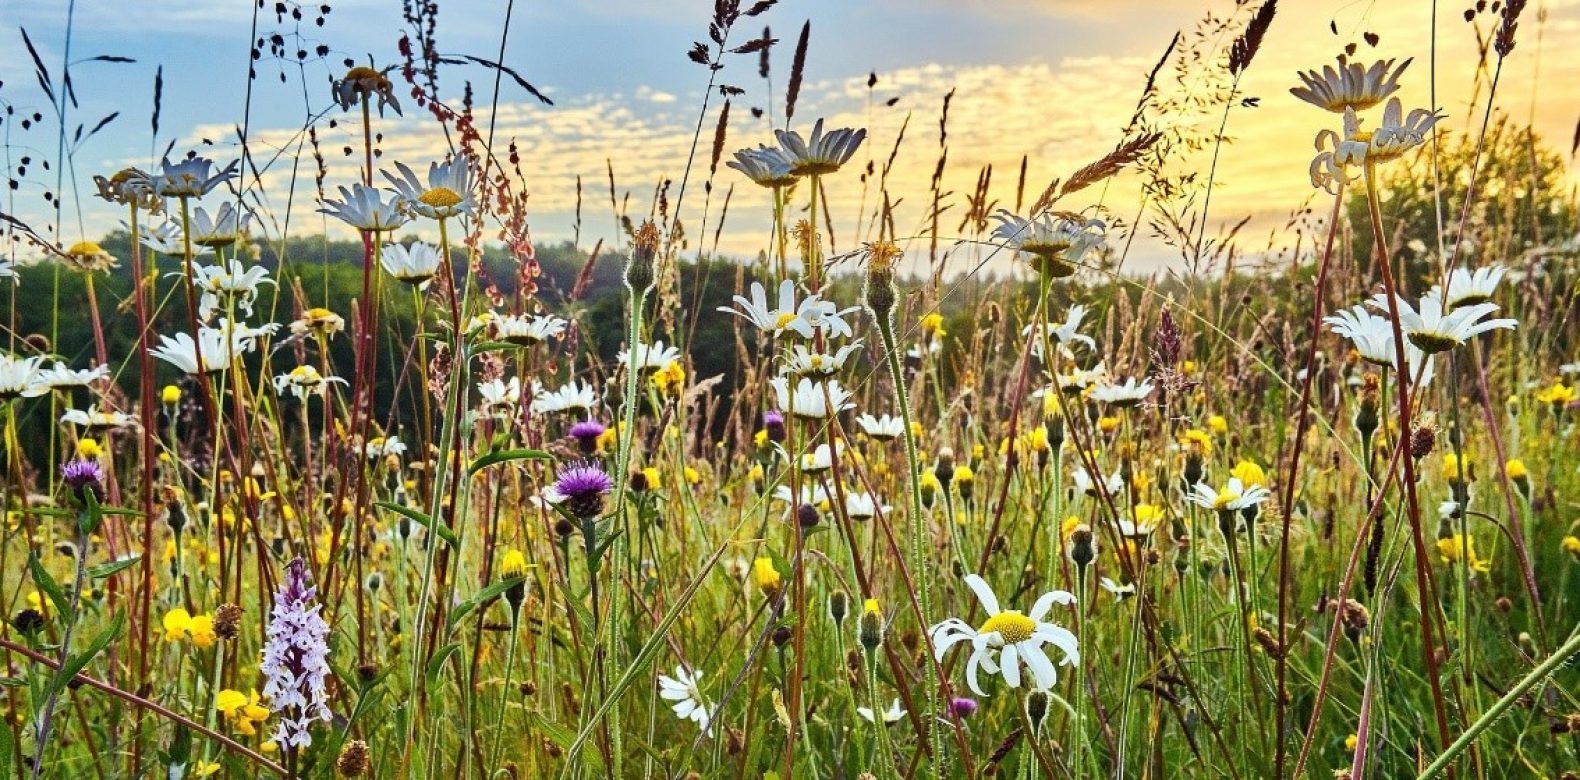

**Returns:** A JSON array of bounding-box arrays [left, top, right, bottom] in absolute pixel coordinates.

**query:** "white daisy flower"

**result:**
[[494, 314, 568, 346], [185, 259, 274, 321], [726, 146, 798, 188], [150, 327, 257, 374], [1444, 265, 1506, 308], [137, 220, 208, 256], [383, 153, 475, 220], [530, 380, 599, 416], [365, 435, 407, 459], [844, 492, 890, 521], [152, 156, 239, 199], [320, 183, 410, 232], [0, 354, 47, 400], [59, 404, 138, 430], [990, 210, 1106, 277], [719, 279, 848, 339], [1100, 577, 1136, 601], [857, 698, 906, 725], [657, 666, 715, 735], [188, 203, 252, 248], [929, 573, 1080, 696], [1055, 362, 1107, 394], [477, 376, 522, 413], [1072, 465, 1124, 499], [781, 341, 863, 378], [1366, 289, 1516, 354], [1324, 304, 1436, 387], [769, 376, 854, 420], [1089, 377, 1154, 407], [774, 118, 866, 176], [34, 362, 108, 390], [855, 413, 905, 441], [1290, 55, 1410, 113], [273, 365, 346, 401], [1026, 304, 1097, 359], [772, 483, 830, 508], [1187, 477, 1272, 512], [618, 340, 683, 372], [0, 257, 17, 285], [381, 242, 443, 287]]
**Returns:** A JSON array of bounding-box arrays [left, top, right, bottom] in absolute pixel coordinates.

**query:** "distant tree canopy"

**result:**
[[1347, 116, 1577, 291]]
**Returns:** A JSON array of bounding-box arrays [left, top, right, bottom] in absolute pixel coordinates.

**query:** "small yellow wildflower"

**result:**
[[1231, 459, 1267, 488], [1504, 459, 1528, 481], [1097, 415, 1120, 433], [76, 438, 102, 460], [683, 466, 702, 486], [1179, 428, 1213, 455], [1441, 453, 1472, 483], [1534, 380, 1578, 408], [752, 557, 782, 596], [1436, 534, 1490, 573], [216, 689, 271, 736], [162, 385, 182, 405], [499, 549, 530, 579], [1207, 415, 1228, 435], [1561, 536, 1580, 556], [920, 312, 946, 338]]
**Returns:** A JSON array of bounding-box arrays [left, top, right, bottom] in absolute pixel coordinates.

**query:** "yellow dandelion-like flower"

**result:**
[[752, 557, 782, 596], [920, 312, 946, 338], [1230, 459, 1267, 488], [1436, 534, 1490, 573]]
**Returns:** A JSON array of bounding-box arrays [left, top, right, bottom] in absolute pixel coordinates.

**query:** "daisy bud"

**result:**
[[1024, 689, 1051, 734], [857, 598, 884, 653], [626, 221, 658, 292], [828, 590, 849, 627]]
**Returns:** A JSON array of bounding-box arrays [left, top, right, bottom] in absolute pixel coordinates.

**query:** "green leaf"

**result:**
[[467, 448, 553, 476], [529, 710, 606, 775], [425, 642, 461, 688], [87, 555, 141, 580], [27, 552, 73, 622], [374, 502, 458, 551], [43, 608, 125, 704], [446, 577, 525, 633]]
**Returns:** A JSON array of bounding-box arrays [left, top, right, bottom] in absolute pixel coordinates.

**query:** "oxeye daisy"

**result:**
[[929, 573, 1079, 695], [59, 405, 138, 431], [0, 354, 48, 400], [726, 145, 798, 188], [1290, 55, 1410, 113], [1444, 265, 1506, 308], [186, 259, 274, 321], [858, 698, 906, 725], [61, 241, 118, 274], [152, 156, 239, 199], [1187, 477, 1272, 513], [1357, 99, 1443, 163], [380, 242, 443, 287], [769, 376, 854, 420], [657, 666, 715, 735], [333, 64, 402, 115], [476, 376, 522, 413], [990, 210, 1106, 278], [383, 153, 475, 220], [188, 203, 252, 248], [1325, 304, 1437, 386], [138, 220, 204, 256], [273, 365, 346, 401], [618, 340, 683, 372], [855, 413, 904, 441], [1026, 304, 1097, 359], [150, 328, 256, 374], [1089, 377, 1154, 407], [774, 118, 866, 176], [781, 341, 863, 378], [530, 380, 599, 416], [320, 183, 410, 232], [718, 279, 844, 339], [1072, 465, 1124, 499], [493, 314, 568, 346], [34, 362, 108, 390], [1367, 289, 1516, 354], [843, 492, 890, 521], [290, 308, 346, 338], [93, 167, 159, 210]]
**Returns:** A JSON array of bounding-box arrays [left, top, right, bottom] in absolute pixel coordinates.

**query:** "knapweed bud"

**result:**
[[337, 739, 371, 777], [1355, 374, 1380, 440], [61, 458, 105, 506], [569, 420, 606, 456], [796, 502, 820, 529], [1068, 524, 1096, 568], [626, 221, 658, 292], [863, 241, 900, 322], [949, 697, 978, 719], [857, 598, 884, 653], [828, 590, 850, 627], [1410, 422, 1438, 463], [1025, 689, 1051, 733], [763, 410, 787, 444], [213, 603, 243, 641], [10, 609, 46, 640]]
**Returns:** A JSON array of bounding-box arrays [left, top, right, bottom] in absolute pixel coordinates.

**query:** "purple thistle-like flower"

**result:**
[[568, 420, 606, 455], [260, 557, 332, 750], [950, 697, 978, 718], [554, 461, 613, 520], [763, 410, 786, 443], [60, 458, 104, 504]]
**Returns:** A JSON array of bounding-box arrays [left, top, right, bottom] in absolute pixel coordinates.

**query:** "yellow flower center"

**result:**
[[67, 241, 105, 257], [774, 312, 798, 330], [979, 611, 1036, 644], [1213, 489, 1238, 511], [418, 187, 463, 208]]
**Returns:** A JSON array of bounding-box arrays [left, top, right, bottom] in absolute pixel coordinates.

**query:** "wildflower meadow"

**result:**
[[0, 0, 1578, 778]]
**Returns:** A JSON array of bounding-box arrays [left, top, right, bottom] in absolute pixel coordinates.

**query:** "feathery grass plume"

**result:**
[[1228, 0, 1277, 77], [784, 21, 810, 122]]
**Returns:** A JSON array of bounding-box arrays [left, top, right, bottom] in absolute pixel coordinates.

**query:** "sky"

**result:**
[[2, 0, 1577, 277]]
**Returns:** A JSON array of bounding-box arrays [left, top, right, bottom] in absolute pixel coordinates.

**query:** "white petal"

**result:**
[[963, 574, 1002, 616]]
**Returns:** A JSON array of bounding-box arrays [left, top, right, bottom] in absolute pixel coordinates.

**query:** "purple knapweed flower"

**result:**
[[950, 697, 978, 719], [60, 458, 105, 504], [260, 557, 332, 750], [763, 410, 786, 443], [568, 420, 606, 455], [554, 461, 614, 520]]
